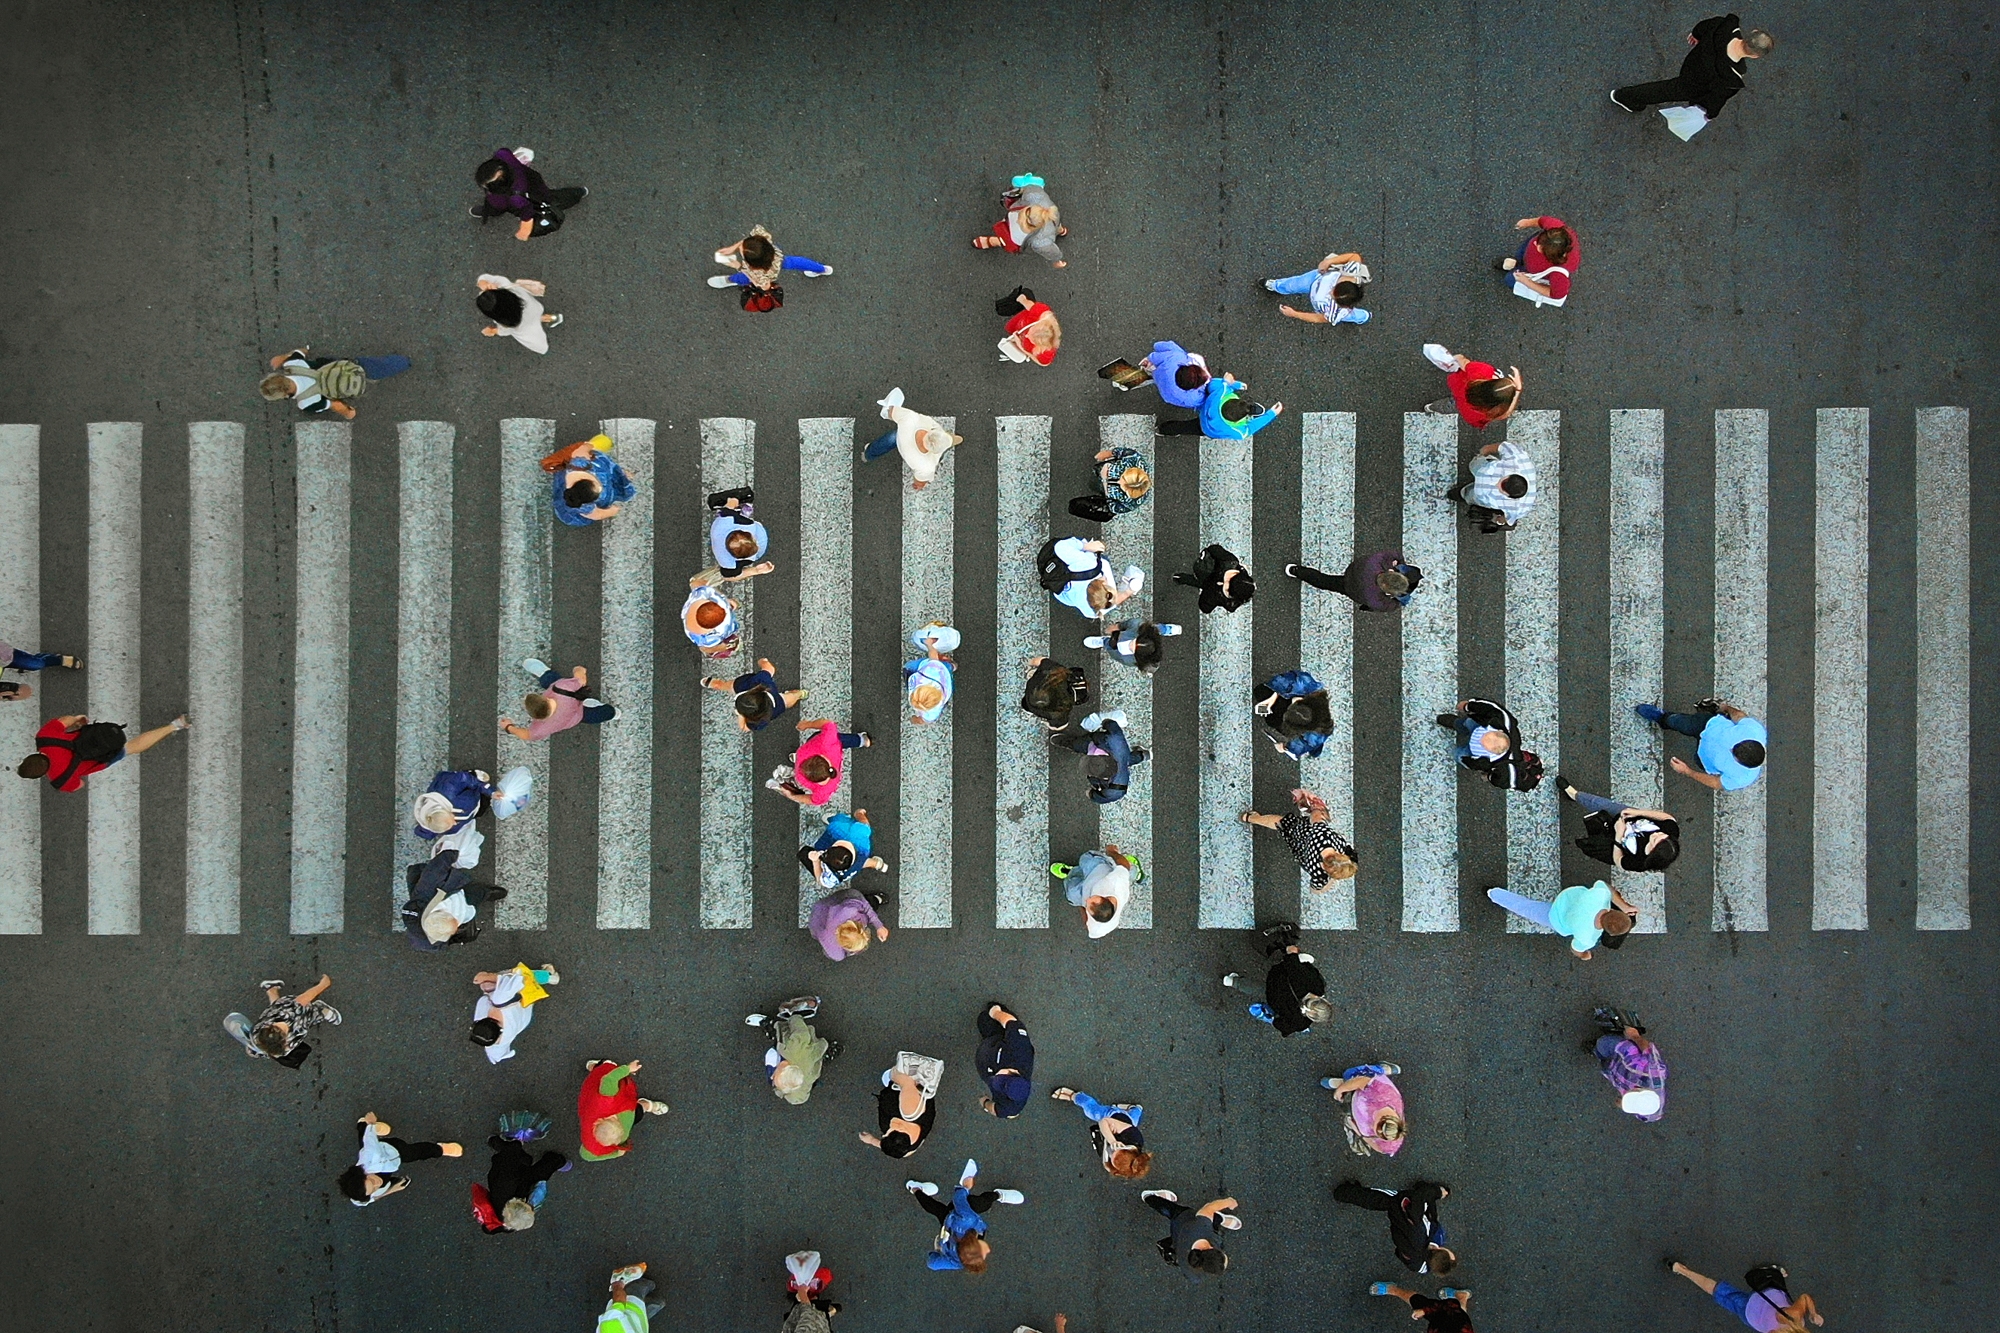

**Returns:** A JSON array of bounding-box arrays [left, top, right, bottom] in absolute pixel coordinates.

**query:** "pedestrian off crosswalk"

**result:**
[[0, 408, 1974, 937]]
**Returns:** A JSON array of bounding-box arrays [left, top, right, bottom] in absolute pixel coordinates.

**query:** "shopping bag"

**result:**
[[1660, 105, 1709, 140], [1421, 343, 1460, 372], [491, 765, 534, 820]]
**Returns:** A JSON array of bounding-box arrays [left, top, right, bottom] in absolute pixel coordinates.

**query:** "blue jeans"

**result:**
[[8, 649, 61, 671], [1660, 711, 1707, 738], [864, 427, 899, 460], [726, 255, 829, 284], [353, 355, 411, 380], [1572, 789, 1628, 818], [1071, 1091, 1143, 1126], [1269, 269, 1320, 295], [1487, 886, 1553, 930], [1060, 850, 1115, 905], [1593, 1033, 1625, 1064], [1501, 238, 1531, 289]]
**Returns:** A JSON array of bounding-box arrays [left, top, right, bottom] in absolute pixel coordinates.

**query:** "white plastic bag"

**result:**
[[491, 765, 534, 820], [1660, 105, 1709, 140], [1421, 343, 1460, 372]]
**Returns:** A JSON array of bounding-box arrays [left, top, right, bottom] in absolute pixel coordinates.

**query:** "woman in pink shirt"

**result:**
[[767, 718, 873, 807], [500, 659, 617, 741], [1320, 1063, 1407, 1157]]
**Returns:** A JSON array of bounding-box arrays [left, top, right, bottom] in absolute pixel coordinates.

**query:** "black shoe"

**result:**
[[1492, 257, 1511, 272], [863, 890, 887, 909], [1435, 713, 1459, 731], [1555, 773, 1580, 803], [1129, 746, 1150, 762], [822, 1039, 844, 1061], [1610, 89, 1639, 113], [486, 887, 510, 901]]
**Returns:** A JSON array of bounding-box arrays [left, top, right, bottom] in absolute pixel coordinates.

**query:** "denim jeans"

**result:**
[[1269, 269, 1321, 295], [1061, 850, 1115, 905], [352, 355, 411, 380], [536, 668, 616, 724], [726, 255, 829, 284], [1342, 1063, 1392, 1080], [1071, 1090, 1143, 1126], [1660, 711, 1708, 738], [1571, 789, 1628, 818], [864, 428, 899, 460], [8, 649, 61, 671], [1487, 886, 1554, 930], [1501, 238, 1531, 289]]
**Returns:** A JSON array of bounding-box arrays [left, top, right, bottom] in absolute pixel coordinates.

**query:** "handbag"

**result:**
[[1068, 494, 1115, 523], [740, 283, 784, 313]]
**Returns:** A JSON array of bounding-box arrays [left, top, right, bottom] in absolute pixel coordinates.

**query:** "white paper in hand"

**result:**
[[1422, 343, 1460, 373], [1660, 105, 1709, 140]]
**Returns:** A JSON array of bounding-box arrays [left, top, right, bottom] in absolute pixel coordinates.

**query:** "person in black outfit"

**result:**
[[1334, 1180, 1456, 1274], [400, 850, 507, 951], [1369, 1285, 1474, 1333], [1052, 712, 1148, 805], [976, 1003, 1035, 1118], [470, 146, 589, 240], [1173, 544, 1254, 613], [1611, 15, 1774, 118], [1020, 656, 1090, 732], [1436, 698, 1543, 792], [1222, 922, 1333, 1036], [480, 1134, 569, 1233], [1557, 774, 1680, 871]]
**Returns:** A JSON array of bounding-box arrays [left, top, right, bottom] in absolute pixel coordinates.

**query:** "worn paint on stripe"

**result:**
[[1713, 410, 1769, 932], [1298, 413, 1355, 930], [1915, 407, 1971, 929], [598, 418, 656, 929], [496, 419, 554, 931], [88, 424, 145, 934], [289, 421, 350, 935], [1400, 414, 1459, 932], [1198, 435, 1254, 929], [1092, 416, 1156, 928], [900, 415, 955, 929], [700, 418, 755, 929], [1814, 409, 1869, 929], [1608, 410, 1665, 933], [1502, 411, 1561, 930], [0, 425, 39, 934], [186, 422, 245, 934], [798, 419, 855, 926], [996, 416, 1051, 929], [389, 422, 454, 929]]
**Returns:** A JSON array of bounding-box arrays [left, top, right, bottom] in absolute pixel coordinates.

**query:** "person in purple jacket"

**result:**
[[1141, 341, 1212, 409], [470, 146, 588, 241], [809, 884, 890, 961], [1284, 550, 1423, 612]]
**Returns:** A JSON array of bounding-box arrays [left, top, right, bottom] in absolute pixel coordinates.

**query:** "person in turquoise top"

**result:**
[[803, 811, 885, 890], [1634, 698, 1767, 791], [1485, 880, 1639, 958], [1157, 373, 1285, 441]]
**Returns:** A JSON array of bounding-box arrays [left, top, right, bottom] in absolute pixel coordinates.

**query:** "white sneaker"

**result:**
[[961, 1157, 980, 1183], [1140, 1189, 1178, 1203], [1083, 635, 1106, 649], [1122, 566, 1145, 593], [1099, 709, 1129, 728], [1262, 278, 1279, 291], [993, 1188, 1025, 1205], [1297, 953, 1315, 964], [713, 249, 735, 265], [511, 146, 535, 163], [522, 657, 551, 678], [877, 387, 905, 418], [706, 275, 736, 288], [1159, 623, 1184, 636], [804, 265, 832, 277], [1221, 972, 1242, 988], [1217, 1212, 1244, 1230], [906, 1180, 938, 1195], [1078, 712, 1104, 732], [744, 1013, 768, 1026]]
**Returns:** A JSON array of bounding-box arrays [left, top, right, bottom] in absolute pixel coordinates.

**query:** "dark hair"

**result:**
[[1087, 898, 1117, 923], [337, 1165, 372, 1202], [1332, 280, 1363, 307], [1641, 837, 1681, 872], [252, 1024, 290, 1057], [736, 688, 775, 726], [1500, 474, 1529, 499], [475, 158, 509, 188], [1230, 571, 1256, 603], [468, 1017, 502, 1047], [16, 753, 48, 780], [1175, 364, 1208, 391], [1280, 692, 1334, 736], [1466, 377, 1519, 412], [1187, 1246, 1228, 1275], [564, 478, 601, 509], [1221, 398, 1265, 424], [801, 754, 835, 784], [1601, 909, 1634, 938], [1538, 227, 1573, 263], [1130, 623, 1165, 671], [821, 843, 855, 874], [1429, 1247, 1457, 1276], [1084, 753, 1118, 781], [740, 235, 776, 270], [877, 1130, 916, 1158], [1733, 740, 1766, 768], [725, 529, 759, 558], [476, 287, 525, 326]]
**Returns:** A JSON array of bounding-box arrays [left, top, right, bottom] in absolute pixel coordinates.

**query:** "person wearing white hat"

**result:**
[[1590, 1006, 1667, 1121]]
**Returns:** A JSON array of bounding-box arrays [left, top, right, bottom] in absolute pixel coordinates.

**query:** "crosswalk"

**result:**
[[0, 409, 1973, 937]]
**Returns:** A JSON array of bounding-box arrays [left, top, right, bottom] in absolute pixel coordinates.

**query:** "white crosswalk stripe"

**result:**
[[1713, 409, 1769, 931], [1814, 408, 1870, 930], [186, 422, 246, 935], [1609, 409, 1666, 933], [797, 418, 855, 926], [1503, 411, 1561, 931], [1298, 412, 1355, 929], [598, 417, 656, 930], [390, 421, 454, 930], [994, 415, 1051, 930], [89, 422, 144, 936], [899, 417, 956, 929], [0, 424, 40, 934], [1095, 416, 1156, 928], [1400, 413, 1459, 932], [496, 419, 554, 931], [289, 421, 350, 935], [699, 418, 755, 930]]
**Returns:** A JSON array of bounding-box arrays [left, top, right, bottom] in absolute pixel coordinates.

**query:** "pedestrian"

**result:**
[[766, 718, 872, 807], [476, 274, 563, 352], [1139, 1190, 1239, 1277], [18, 712, 188, 792], [411, 767, 497, 845], [1172, 543, 1255, 613], [1666, 1260, 1822, 1330], [861, 1060, 938, 1158], [1221, 922, 1333, 1035], [1262, 250, 1372, 326], [1447, 438, 1539, 533], [1142, 340, 1212, 408], [401, 849, 508, 951], [1635, 697, 1767, 791], [801, 810, 891, 895], [1366, 1284, 1474, 1333], [598, 1262, 666, 1332], [996, 286, 1062, 366], [1157, 373, 1284, 440], [1334, 1181, 1456, 1275], [1485, 880, 1638, 958], [1019, 656, 1092, 732], [1085, 443, 1153, 522], [975, 1003, 1035, 1118], [1240, 789, 1358, 893], [1494, 216, 1579, 308], [1254, 669, 1336, 759], [1038, 535, 1144, 620], [1320, 1062, 1406, 1157], [1083, 619, 1182, 676], [680, 585, 743, 659], [1435, 698, 1544, 791], [1420, 344, 1521, 429], [903, 624, 958, 725], [223, 974, 340, 1067], [1048, 1086, 1152, 1178], [972, 173, 1068, 267], [1047, 845, 1140, 937], [1286, 550, 1423, 612], [708, 224, 833, 311], [745, 995, 837, 1106], [544, 434, 634, 527], [259, 347, 411, 419], [908, 1160, 1026, 1272], [578, 1059, 669, 1163], [700, 488, 775, 585], [702, 657, 808, 734], [808, 884, 891, 961], [337, 1110, 463, 1206], [1557, 774, 1680, 871], [502, 658, 617, 742], [783, 1250, 839, 1317], [865, 389, 962, 491], [1587, 1005, 1667, 1121], [473, 1119, 569, 1233], [1052, 710, 1148, 805], [469, 963, 560, 1064], [1611, 17, 1775, 130], [0, 639, 80, 702], [470, 146, 587, 240]]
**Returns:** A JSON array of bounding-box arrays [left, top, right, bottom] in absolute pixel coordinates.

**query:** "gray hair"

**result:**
[[1300, 995, 1336, 1024], [501, 1199, 537, 1231]]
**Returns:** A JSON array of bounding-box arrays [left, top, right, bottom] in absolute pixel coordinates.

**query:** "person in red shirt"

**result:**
[[18, 712, 189, 792], [1422, 349, 1523, 429], [1495, 216, 1577, 308], [997, 287, 1061, 366]]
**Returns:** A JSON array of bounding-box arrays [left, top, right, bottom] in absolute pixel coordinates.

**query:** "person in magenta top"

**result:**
[[501, 658, 617, 742], [1321, 1063, 1407, 1157], [1421, 346, 1522, 429], [1496, 216, 1578, 308], [767, 718, 872, 807]]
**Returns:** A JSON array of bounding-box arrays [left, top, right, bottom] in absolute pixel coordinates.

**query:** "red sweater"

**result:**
[[35, 718, 115, 792], [1521, 216, 1577, 299], [1005, 302, 1058, 365], [1447, 361, 1503, 429], [578, 1061, 640, 1160]]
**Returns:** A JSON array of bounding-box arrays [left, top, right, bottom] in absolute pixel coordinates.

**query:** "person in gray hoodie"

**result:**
[[973, 174, 1068, 267]]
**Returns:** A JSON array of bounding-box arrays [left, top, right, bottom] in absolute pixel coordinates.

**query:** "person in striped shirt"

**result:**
[[1448, 439, 1538, 531], [1590, 1007, 1667, 1121]]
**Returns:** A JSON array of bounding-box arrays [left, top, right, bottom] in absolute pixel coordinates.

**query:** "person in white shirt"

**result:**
[[1049, 536, 1144, 619], [1261, 250, 1372, 326], [1449, 439, 1538, 530], [468, 963, 560, 1064], [864, 388, 962, 490], [475, 274, 563, 352], [1048, 846, 1139, 937]]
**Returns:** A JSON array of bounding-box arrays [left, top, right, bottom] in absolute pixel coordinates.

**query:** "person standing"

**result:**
[[1142, 340, 1212, 409], [975, 1003, 1035, 1118], [0, 638, 80, 702], [1049, 1086, 1152, 1178], [702, 657, 808, 733], [1366, 1284, 1474, 1333], [1047, 845, 1139, 936], [259, 347, 411, 419], [745, 995, 835, 1106], [1485, 880, 1638, 958], [1447, 439, 1538, 533], [1495, 217, 1579, 308], [19, 712, 188, 792], [502, 658, 617, 742], [338, 1110, 463, 1206], [801, 810, 891, 895], [1083, 619, 1182, 677], [972, 173, 1069, 266], [468, 963, 560, 1064], [401, 849, 506, 951], [1286, 550, 1422, 611], [1588, 1006, 1667, 1121], [577, 1059, 669, 1163], [766, 718, 871, 808], [1254, 670, 1335, 760], [1611, 18, 1775, 122], [1158, 374, 1283, 440], [1052, 710, 1148, 805], [1172, 543, 1254, 613], [1262, 250, 1372, 326], [865, 389, 962, 491], [1020, 657, 1092, 731], [1140, 1190, 1239, 1277], [808, 881, 891, 960], [708, 225, 833, 310], [476, 1127, 569, 1233], [1421, 345, 1521, 429], [1241, 790, 1358, 893], [1666, 1260, 1822, 1330], [1557, 774, 1680, 871], [1041, 535, 1144, 620], [907, 1161, 1026, 1272], [1635, 698, 1767, 791], [476, 274, 563, 352], [1221, 922, 1333, 1035], [1436, 698, 1543, 791], [904, 625, 958, 726], [546, 434, 635, 527], [223, 975, 340, 1066], [471, 147, 587, 240], [701, 488, 775, 584], [1321, 1063, 1407, 1157], [997, 287, 1062, 366], [1334, 1181, 1456, 1275]]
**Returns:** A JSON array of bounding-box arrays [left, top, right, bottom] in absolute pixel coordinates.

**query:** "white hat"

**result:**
[[1621, 1089, 1662, 1116], [413, 792, 459, 834]]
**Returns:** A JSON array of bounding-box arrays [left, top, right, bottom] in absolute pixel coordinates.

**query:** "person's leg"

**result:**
[[123, 718, 187, 756], [536, 668, 564, 689], [726, 270, 752, 286], [1070, 1091, 1114, 1123], [965, 1189, 1002, 1213], [838, 731, 866, 749], [8, 649, 61, 671], [781, 255, 831, 275], [1157, 418, 1203, 436], [544, 186, 588, 208], [1612, 76, 1690, 111], [863, 428, 900, 460], [354, 355, 412, 380], [1593, 1033, 1623, 1062], [912, 1191, 952, 1221], [1268, 269, 1320, 294], [393, 1139, 447, 1163], [1486, 886, 1555, 929], [1146, 1196, 1189, 1220], [1288, 564, 1346, 593], [223, 1012, 257, 1052], [582, 703, 618, 723], [1659, 710, 1707, 738], [1571, 789, 1629, 819], [1332, 1181, 1394, 1211]]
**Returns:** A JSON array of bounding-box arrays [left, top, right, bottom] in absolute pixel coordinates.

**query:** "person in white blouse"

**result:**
[[476, 274, 564, 353], [864, 388, 962, 490]]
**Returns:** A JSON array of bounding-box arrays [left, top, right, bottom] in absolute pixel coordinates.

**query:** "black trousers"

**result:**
[[1290, 564, 1349, 597], [1333, 1181, 1394, 1211], [1157, 418, 1204, 436], [1615, 76, 1698, 110], [915, 1188, 999, 1220]]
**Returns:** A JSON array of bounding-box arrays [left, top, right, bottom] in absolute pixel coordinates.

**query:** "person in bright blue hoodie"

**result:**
[[907, 1160, 1025, 1272], [1157, 373, 1284, 441], [1141, 340, 1212, 409]]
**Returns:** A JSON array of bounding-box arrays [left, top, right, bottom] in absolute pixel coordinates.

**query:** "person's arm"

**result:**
[[1318, 251, 1362, 269], [1791, 1293, 1824, 1326], [1491, 369, 1524, 421], [1195, 1196, 1239, 1218], [598, 1060, 640, 1094], [1329, 1074, 1372, 1097], [1669, 757, 1725, 789], [500, 718, 533, 741], [855, 894, 889, 937], [1513, 274, 1553, 297], [1717, 701, 1749, 721], [296, 974, 333, 1006], [988, 1003, 1017, 1026], [587, 503, 621, 521], [1608, 886, 1637, 915], [1623, 1027, 1652, 1053], [1620, 808, 1676, 822], [1280, 306, 1331, 323]]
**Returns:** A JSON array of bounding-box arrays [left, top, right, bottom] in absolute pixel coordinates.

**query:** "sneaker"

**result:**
[[521, 657, 551, 678], [610, 1263, 648, 1285], [317, 1003, 342, 1025], [1423, 397, 1457, 416], [1100, 708, 1129, 728], [764, 776, 789, 792], [1261, 278, 1279, 291], [1296, 953, 1315, 964], [993, 1188, 1025, 1205], [1370, 1282, 1392, 1296], [713, 249, 735, 265], [1125, 852, 1145, 883], [58, 656, 81, 669], [1609, 88, 1638, 113], [1633, 703, 1666, 723], [1048, 862, 1074, 878], [1249, 1003, 1277, 1024], [1377, 1062, 1402, 1075], [1439, 1288, 1464, 1300], [1140, 1189, 1178, 1203], [793, 689, 810, 704], [906, 1180, 938, 1195], [1221, 972, 1242, 988], [1082, 635, 1105, 649], [539, 964, 560, 985], [863, 890, 887, 908], [638, 1099, 670, 1116], [485, 887, 509, 900], [544, 313, 564, 328], [706, 275, 736, 288], [1050, 1086, 1077, 1100], [1319, 1076, 1339, 1090], [961, 1157, 980, 1182], [1556, 773, 1580, 802], [823, 1039, 844, 1060], [804, 265, 832, 277], [1217, 1212, 1243, 1230], [777, 995, 821, 1018], [1284, 563, 1302, 578], [1121, 567, 1144, 593], [258, 979, 287, 990], [744, 1013, 769, 1026], [857, 731, 872, 746], [1436, 712, 1460, 730], [877, 387, 906, 418]]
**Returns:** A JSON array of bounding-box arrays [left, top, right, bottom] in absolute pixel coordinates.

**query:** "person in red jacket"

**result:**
[[1420, 347, 1522, 429], [17, 712, 189, 791], [997, 287, 1061, 366], [577, 1058, 669, 1162], [1494, 216, 1578, 308]]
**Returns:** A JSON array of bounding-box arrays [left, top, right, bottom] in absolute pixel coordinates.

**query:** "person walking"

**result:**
[[1334, 1181, 1456, 1275], [1019, 657, 1092, 731], [865, 389, 962, 491], [1254, 670, 1335, 760], [972, 173, 1069, 267], [19, 712, 188, 792], [904, 625, 958, 725], [1221, 922, 1333, 1035], [1666, 1260, 1822, 1330], [1557, 774, 1680, 871], [1040, 535, 1144, 620], [471, 146, 587, 240], [338, 1110, 463, 1206], [401, 849, 507, 951], [1485, 880, 1638, 958], [1049, 1086, 1151, 1179], [223, 974, 340, 1067], [1366, 1284, 1474, 1333], [1320, 1063, 1407, 1157], [783, 1250, 838, 1317], [468, 963, 560, 1064], [700, 488, 775, 585], [801, 810, 890, 895], [1436, 698, 1544, 791], [411, 767, 498, 845], [907, 1160, 1027, 1272], [1141, 340, 1212, 408], [259, 347, 411, 419], [1158, 373, 1283, 440], [1286, 550, 1423, 611], [1262, 250, 1372, 326], [0, 638, 80, 702], [502, 658, 617, 742], [1241, 789, 1357, 893], [1610, 17, 1775, 127], [997, 287, 1062, 366], [1088, 443, 1153, 517], [1140, 1190, 1239, 1277], [808, 881, 890, 960], [546, 434, 635, 526], [577, 1059, 669, 1163], [1052, 710, 1148, 805], [1634, 697, 1767, 791], [1495, 216, 1579, 308], [1447, 438, 1539, 533], [1084, 619, 1182, 677], [708, 225, 833, 311], [680, 585, 742, 659], [1047, 845, 1139, 937], [766, 718, 871, 807], [861, 1063, 937, 1158], [975, 1003, 1035, 1118], [598, 1263, 666, 1332], [476, 274, 563, 352], [745, 995, 836, 1106], [1172, 543, 1254, 613], [1588, 1006, 1667, 1121], [475, 1122, 570, 1233], [702, 657, 807, 734], [1420, 345, 1521, 430]]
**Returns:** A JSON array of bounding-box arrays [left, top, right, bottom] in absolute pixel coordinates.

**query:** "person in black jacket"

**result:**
[[1557, 774, 1680, 871], [1436, 699, 1542, 791], [1051, 711, 1148, 805], [1020, 657, 1090, 731], [976, 1003, 1035, 1118], [481, 1132, 569, 1232], [1611, 15, 1774, 118], [1334, 1180, 1456, 1275], [1172, 544, 1255, 613], [401, 850, 507, 951], [1222, 922, 1333, 1036]]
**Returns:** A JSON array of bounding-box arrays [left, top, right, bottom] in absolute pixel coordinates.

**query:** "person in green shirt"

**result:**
[[596, 1263, 662, 1332]]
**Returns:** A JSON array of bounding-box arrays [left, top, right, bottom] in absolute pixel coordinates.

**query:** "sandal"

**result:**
[[1050, 1087, 1076, 1101], [972, 235, 1005, 249]]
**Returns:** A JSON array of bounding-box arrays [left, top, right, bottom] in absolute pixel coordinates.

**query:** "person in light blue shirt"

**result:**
[[904, 624, 958, 724], [1486, 880, 1639, 958], [1142, 340, 1212, 409], [1048, 536, 1144, 620], [1158, 374, 1284, 441], [704, 487, 772, 582], [1634, 698, 1767, 791], [907, 1159, 1024, 1272]]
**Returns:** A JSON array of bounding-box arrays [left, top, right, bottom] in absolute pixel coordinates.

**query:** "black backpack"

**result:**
[[43, 721, 128, 765], [1068, 494, 1115, 524], [1036, 539, 1091, 593]]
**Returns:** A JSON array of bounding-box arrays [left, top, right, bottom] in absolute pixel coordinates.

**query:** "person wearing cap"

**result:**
[[1436, 698, 1542, 791], [1222, 922, 1334, 1035], [1286, 550, 1423, 612], [699, 488, 775, 585], [907, 1160, 1027, 1273], [1052, 710, 1148, 805], [1141, 340, 1212, 409], [904, 625, 958, 725], [1047, 844, 1138, 937], [866, 389, 963, 491], [766, 718, 871, 807], [18, 712, 189, 792], [1241, 789, 1358, 894], [1334, 1180, 1456, 1276], [1485, 880, 1638, 959], [468, 963, 560, 1064], [1262, 249, 1372, 327], [1557, 775, 1680, 872], [1084, 619, 1181, 677], [1048, 536, 1145, 621], [1635, 697, 1767, 792], [1158, 373, 1284, 441], [1049, 1086, 1151, 1178], [680, 585, 742, 658], [1320, 1063, 1407, 1157], [702, 657, 808, 734], [1254, 669, 1336, 760], [577, 1059, 669, 1163], [1139, 1190, 1239, 1277], [746, 995, 835, 1106], [1093, 443, 1153, 517], [1589, 1006, 1667, 1121], [502, 659, 617, 743], [1171, 543, 1255, 614], [972, 173, 1068, 266], [975, 1003, 1035, 1117]]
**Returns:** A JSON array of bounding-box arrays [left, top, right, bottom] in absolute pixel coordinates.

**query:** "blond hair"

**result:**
[[1018, 204, 1058, 231], [1026, 310, 1062, 350], [1322, 849, 1357, 881], [911, 682, 945, 712], [834, 919, 871, 953], [1119, 466, 1151, 498]]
